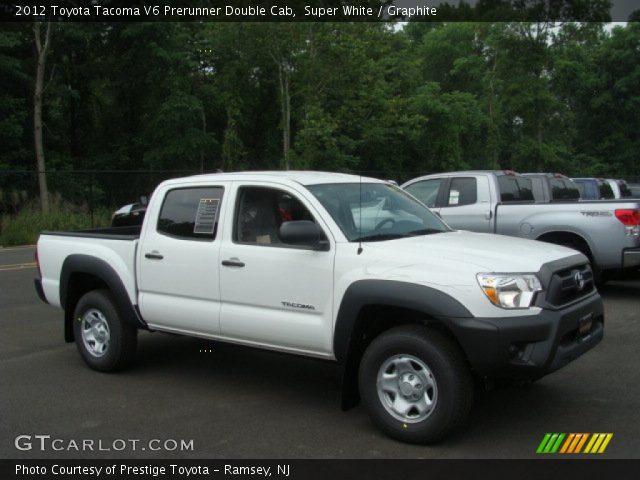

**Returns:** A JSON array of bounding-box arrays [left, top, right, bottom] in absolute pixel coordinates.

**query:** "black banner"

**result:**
[[2, 459, 640, 480], [1, 0, 639, 22]]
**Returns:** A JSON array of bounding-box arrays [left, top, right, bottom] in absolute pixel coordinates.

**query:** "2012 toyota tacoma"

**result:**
[[34, 171, 604, 443]]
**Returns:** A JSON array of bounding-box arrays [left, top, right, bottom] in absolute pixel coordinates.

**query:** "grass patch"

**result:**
[[0, 205, 111, 247]]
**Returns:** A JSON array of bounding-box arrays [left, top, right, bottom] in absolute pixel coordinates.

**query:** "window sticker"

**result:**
[[193, 198, 219, 234]]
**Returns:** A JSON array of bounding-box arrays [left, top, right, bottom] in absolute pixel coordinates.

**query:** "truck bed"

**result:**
[[38, 227, 140, 308]]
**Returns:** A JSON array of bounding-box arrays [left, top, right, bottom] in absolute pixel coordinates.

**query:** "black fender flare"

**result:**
[[60, 254, 146, 342], [333, 279, 474, 410]]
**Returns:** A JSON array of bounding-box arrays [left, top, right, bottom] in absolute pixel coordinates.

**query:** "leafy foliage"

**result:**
[[1, 19, 639, 211]]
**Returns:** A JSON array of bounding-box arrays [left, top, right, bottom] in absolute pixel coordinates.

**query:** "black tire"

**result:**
[[73, 289, 137, 372], [550, 239, 604, 286], [359, 325, 473, 444]]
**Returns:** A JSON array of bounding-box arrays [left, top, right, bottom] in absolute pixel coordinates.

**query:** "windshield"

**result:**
[[308, 183, 450, 242]]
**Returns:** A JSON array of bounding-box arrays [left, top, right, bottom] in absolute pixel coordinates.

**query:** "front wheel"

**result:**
[[73, 289, 137, 372], [359, 325, 472, 444]]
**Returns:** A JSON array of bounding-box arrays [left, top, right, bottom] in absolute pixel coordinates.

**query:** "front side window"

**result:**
[[446, 177, 477, 206], [308, 183, 449, 242], [234, 186, 321, 247], [404, 178, 442, 208], [157, 187, 223, 240]]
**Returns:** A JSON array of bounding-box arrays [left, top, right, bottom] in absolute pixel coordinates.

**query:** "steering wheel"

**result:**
[[374, 218, 396, 231]]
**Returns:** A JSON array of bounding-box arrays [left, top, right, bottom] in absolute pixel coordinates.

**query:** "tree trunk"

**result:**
[[34, 21, 52, 212], [278, 62, 291, 170], [200, 107, 207, 173]]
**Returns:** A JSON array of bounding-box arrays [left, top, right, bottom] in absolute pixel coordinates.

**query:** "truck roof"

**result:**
[[162, 170, 385, 187], [412, 170, 520, 177]]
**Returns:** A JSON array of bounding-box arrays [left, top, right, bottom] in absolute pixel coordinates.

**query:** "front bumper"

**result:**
[[622, 248, 640, 269], [448, 292, 604, 380]]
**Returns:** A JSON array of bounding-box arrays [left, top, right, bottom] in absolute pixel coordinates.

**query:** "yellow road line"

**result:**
[[0, 245, 36, 251], [0, 262, 37, 271]]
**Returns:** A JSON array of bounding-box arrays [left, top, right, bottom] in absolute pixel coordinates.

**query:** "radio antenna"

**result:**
[[357, 173, 363, 255]]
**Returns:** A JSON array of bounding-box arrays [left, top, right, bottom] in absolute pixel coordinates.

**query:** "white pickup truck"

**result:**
[[35, 171, 604, 444]]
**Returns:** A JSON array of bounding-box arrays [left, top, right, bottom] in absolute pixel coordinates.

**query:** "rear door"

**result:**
[[438, 175, 493, 232], [218, 182, 335, 355], [137, 183, 227, 335]]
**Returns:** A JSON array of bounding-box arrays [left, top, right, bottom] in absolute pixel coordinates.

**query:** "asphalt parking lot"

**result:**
[[1, 246, 638, 459]]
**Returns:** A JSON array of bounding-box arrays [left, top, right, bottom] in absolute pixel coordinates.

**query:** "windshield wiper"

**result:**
[[405, 228, 445, 236], [351, 233, 410, 242]]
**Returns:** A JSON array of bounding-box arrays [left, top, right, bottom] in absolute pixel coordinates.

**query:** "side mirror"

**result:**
[[139, 195, 149, 206], [279, 221, 328, 251]]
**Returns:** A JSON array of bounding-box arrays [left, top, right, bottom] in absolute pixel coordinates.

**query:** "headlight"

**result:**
[[476, 273, 542, 309]]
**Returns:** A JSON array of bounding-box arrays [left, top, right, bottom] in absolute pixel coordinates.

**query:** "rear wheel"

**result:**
[[358, 325, 472, 444], [538, 235, 604, 285], [73, 289, 137, 372]]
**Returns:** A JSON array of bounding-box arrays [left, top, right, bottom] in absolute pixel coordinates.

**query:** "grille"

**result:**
[[545, 263, 595, 307]]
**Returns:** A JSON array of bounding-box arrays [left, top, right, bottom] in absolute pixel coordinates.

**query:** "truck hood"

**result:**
[[358, 230, 579, 285]]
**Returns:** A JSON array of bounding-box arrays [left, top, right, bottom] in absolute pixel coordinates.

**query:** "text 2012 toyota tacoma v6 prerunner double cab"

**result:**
[[35, 172, 603, 444]]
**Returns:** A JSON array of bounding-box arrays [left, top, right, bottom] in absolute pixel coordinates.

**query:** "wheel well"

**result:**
[[536, 231, 593, 262], [63, 273, 109, 342], [340, 305, 469, 410]]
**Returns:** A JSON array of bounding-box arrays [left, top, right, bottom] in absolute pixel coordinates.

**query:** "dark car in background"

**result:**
[[572, 178, 615, 200], [111, 196, 148, 227], [605, 179, 635, 199]]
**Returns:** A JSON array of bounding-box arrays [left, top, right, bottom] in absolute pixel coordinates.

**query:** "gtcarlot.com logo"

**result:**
[[536, 433, 613, 454], [14, 435, 194, 452]]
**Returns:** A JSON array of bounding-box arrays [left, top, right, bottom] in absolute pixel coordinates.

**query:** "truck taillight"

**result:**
[[615, 209, 640, 226]]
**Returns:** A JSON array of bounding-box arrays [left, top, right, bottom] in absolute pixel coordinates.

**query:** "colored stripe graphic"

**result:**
[[537, 433, 552, 453], [574, 433, 589, 453], [585, 433, 613, 454], [537, 433, 565, 453], [550, 433, 565, 453], [559, 433, 575, 453], [538, 433, 613, 454]]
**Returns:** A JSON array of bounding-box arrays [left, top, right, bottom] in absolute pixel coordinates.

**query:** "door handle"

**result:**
[[221, 259, 245, 268], [145, 252, 164, 260]]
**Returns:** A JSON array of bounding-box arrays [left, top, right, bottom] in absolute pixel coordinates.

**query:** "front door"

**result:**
[[219, 183, 335, 355], [438, 176, 493, 232]]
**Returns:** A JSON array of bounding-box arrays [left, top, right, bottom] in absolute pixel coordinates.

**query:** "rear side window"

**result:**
[[597, 181, 615, 199], [618, 181, 633, 198], [404, 179, 442, 208], [157, 187, 223, 240], [446, 177, 477, 206], [550, 178, 580, 201], [497, 176, 534, 202]]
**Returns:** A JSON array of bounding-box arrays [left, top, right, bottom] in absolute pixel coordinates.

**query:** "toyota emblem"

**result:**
[[574, 271, 585, 291]]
